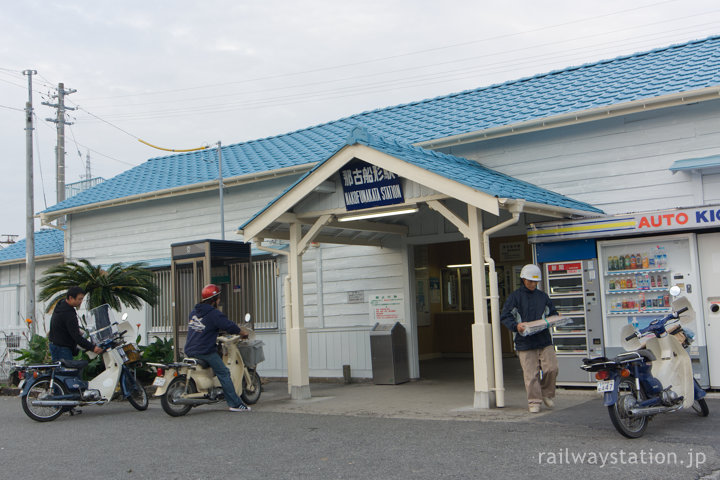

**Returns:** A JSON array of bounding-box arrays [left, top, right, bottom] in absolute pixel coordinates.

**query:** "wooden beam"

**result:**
[[297, 214, 333, 255], [326, 219, 408, 235], [254, 229, 385, 247], [426, 200, 470, 238]]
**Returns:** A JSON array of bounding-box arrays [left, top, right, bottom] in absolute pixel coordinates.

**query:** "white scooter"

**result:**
[[150, 313, 264, 416], [582, 286, 709, 438], [18, 304, 148, 422]]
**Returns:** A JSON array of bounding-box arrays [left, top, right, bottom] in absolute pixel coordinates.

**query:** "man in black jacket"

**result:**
[[48, 286, 103, 362], [501, 264, 559, 413]]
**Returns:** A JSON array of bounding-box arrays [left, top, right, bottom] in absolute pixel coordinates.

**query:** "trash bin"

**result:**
[[369, 322, 409, 385]]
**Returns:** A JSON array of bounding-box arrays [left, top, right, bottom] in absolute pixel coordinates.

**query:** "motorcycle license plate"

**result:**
[[152, 377, 166, 387], [597, 380, 614, 392]]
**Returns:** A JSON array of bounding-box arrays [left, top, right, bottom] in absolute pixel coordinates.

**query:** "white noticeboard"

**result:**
[[370, 293, 405, 325]]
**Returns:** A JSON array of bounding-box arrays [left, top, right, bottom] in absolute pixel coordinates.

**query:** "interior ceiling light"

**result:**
[[337, 207, 418, 222], [445, 263, 490, 268]]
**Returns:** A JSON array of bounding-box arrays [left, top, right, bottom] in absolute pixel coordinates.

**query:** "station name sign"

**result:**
[[339, 159, 404, 211], [528, 205, 720, 243]]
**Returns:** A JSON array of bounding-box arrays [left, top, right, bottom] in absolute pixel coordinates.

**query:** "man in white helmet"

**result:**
[[500, 264, 559, 413]]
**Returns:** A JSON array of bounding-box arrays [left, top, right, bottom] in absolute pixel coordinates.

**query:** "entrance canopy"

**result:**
[[239, 127, 602, 246], [237, 127, 602, 405]]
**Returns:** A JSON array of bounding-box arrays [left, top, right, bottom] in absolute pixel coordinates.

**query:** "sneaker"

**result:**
[[543, 397, 555, 409], [229, 404, 251, 412], [528, 404, 541, 413]]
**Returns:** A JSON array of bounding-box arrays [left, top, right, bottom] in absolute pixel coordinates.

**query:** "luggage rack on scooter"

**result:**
[[181, 358, 210, 369]]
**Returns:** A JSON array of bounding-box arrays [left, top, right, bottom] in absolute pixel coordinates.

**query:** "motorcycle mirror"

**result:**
[[669, 285, 682, 297], [244, 313, 252, 323], [620, 323, 642, 351], [671, 296, 695, 325]]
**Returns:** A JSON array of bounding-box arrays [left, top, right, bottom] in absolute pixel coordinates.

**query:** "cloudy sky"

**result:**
[[1, 0, 719, 242]]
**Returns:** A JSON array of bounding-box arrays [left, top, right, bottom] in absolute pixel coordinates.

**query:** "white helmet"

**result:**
[[520, 264, 542, 281]]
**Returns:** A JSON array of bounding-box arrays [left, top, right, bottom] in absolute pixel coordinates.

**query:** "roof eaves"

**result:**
[[40, 162, 316, 221], [0, 253, 64, 267]]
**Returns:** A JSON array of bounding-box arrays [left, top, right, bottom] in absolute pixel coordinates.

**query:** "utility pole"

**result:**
[[217, 141, 225, 240], [84, 150, 91, 180], [23, 69, 37, 335], [43, 82, 76, 225]]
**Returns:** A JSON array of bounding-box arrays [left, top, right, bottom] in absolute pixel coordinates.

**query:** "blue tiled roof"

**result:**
[[43, 36, 720, 214], [239, 129, 602, 230], [0, 229, 64, 262]]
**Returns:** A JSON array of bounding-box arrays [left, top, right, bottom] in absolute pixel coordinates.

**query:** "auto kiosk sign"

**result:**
[[340, 159, 404, 211], [528, 205, 720, 242]]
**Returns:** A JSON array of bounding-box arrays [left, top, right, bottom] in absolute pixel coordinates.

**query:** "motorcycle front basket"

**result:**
[[237, 340, 265, 368], [118, 344, 142, 365]]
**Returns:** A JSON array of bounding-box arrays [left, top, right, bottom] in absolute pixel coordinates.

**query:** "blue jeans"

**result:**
[[194, 351, 245, 408], [49, 344, 74, 362]]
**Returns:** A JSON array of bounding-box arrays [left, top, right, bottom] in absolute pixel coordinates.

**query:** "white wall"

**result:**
[[704, 172, 720, 203], [0, 258, 63, 335]]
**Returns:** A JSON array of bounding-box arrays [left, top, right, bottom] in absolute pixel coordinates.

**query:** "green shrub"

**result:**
[[12, 334, 50, 365], [136, 336, 175, 384]]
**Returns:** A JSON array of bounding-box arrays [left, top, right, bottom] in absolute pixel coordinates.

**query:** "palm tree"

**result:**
[[38, 259, 159, 312]]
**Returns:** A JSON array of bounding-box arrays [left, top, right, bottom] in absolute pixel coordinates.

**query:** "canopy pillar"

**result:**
[[467, 205, 495, 408], [287, 221, 310, 399]]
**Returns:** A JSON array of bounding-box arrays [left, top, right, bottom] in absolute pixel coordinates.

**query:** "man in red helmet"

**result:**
[[184, 284, 252, 412]]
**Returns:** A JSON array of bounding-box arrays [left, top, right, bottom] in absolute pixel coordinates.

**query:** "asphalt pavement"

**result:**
[[1, 363, 720, 480]]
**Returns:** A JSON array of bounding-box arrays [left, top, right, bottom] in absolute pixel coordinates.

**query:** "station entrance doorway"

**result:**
[[413, 236, 532, 380]]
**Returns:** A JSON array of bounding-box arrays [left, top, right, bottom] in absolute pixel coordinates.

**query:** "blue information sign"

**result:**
[[339, 159, 404, 211]]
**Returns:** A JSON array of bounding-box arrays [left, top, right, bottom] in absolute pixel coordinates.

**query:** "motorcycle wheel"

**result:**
[[692, 398, 709, 417], [608, 377, 648, 438], [125, 371, 149, 411], [241, 369, 262, 405], [21, 377, 68, 422], [161, 375, 195, 417]]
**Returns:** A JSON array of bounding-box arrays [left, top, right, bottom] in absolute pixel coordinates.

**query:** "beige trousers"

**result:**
[[517, 345, 558, 405]]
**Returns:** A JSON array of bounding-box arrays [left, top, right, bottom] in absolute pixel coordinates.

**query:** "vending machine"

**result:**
[[597, 233, 709, 386], [544, 260, 604, 385]]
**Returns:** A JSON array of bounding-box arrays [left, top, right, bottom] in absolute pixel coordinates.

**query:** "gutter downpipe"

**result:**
[[483, 199, 524, 408]]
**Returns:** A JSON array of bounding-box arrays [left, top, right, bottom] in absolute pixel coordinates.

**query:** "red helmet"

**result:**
[[201, 284, 221, 301]]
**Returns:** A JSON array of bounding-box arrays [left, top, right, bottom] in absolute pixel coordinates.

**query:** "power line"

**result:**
[[0, 104, 24, 111], [77, 0, 686, 102], [35, 112, 135, 167]]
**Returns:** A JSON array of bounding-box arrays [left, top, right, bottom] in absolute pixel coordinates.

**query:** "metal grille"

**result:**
[[174, 263, 204, 336], [149, 269, 172, 333], [150, 259, 278, 337], [228, 259, 278, 330]]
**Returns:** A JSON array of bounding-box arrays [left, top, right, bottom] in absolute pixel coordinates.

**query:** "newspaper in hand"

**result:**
[[519, 315, 572, 336]]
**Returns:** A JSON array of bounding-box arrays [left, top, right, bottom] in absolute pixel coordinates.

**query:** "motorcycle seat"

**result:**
[[614, 349, 656, 363], [59, 359, 89, 370], [184, 357, 211, 369]]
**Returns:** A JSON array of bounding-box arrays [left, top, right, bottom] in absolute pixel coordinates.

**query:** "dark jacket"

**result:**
[[184, 303, 242, 357], [48, 300, 95, 353], [500, 285, 558, 351]]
